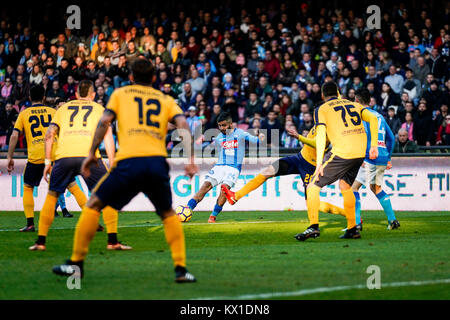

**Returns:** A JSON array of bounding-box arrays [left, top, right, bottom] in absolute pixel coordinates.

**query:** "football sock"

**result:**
[[37, 193, 58, 239], [26, 217, 34, 227], [376, 190, 396, 221], [68, 184, 87, 209], [235, 174, 267, 200], [71, 207, 101, 262], [23, 186, 34, 222], [342, 189, 357, 230], [211, 204, 223, 217], [163, 214, 186, 268], [306, 184, 321, 225], [319, 201, 346, 216], [187, 198, 197, 210], [102, 206, 118, 241], [57, 193, 67, 210], [354, 191, 362, 225]]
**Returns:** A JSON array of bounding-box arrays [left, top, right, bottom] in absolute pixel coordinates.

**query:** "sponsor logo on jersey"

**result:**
[[222, 140, 238, 149]]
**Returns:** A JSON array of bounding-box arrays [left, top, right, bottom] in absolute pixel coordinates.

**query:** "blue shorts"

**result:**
[[49, 157, 107, 193], [275, 153, 316, 187], [23, 162, 45, 187], [93, 157, 172, 215]]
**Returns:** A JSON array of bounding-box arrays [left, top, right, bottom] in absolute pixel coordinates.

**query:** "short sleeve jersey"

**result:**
[[14, 104, 56, 164], [315, 98, 368, 159], [105, 84, 183, 162], [51, 100, 104, 160]]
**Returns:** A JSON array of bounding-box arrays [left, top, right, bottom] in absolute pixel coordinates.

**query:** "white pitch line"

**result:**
[[193, 278, 450, 300], [0, 219, 301, 232]]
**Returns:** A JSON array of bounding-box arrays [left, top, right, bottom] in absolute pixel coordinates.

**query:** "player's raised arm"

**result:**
[[287, 126, 317, 148], [82, 110, 115, 177], [173, 114, 198, 178], [361, 109, 379, 160]]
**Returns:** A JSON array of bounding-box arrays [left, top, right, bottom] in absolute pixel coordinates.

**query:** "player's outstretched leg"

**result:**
[[161, 210, 196, 283], [186, 181, 213, 215], [20, 185, 35, 232], [295, 184, 321, 241], [103, 206, 132, 250]]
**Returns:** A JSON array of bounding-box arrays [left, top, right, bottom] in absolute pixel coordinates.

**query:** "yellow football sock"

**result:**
[[319, 202, 346, 216], [68, 184, 87, 209], [235, 174, 267, 200], [102, 206, 118, 234], [342, 189, 357, 229], [163, 214, 186, 268], [23, 186, 35, 219], [71, 207, 101, 262], [306, 184, 321, 225], [37, 194, 58, 237]]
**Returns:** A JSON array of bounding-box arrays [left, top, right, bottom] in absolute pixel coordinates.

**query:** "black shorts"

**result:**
[[312, 153, 364, 188], [49, 157, 108, 193], [93, 156, 172, 215], [273, 153, 316, 187], [23, 162, 45, 187]]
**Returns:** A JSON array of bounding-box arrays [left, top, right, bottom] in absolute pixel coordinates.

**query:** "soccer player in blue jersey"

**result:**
[[186, 112, 264, 223], [321, 88, 399, 230]]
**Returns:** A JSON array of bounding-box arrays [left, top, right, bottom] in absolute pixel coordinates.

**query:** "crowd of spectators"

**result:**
[[0, 1, 449, 152]]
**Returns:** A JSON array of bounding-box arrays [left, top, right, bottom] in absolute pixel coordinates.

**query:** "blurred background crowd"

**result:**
[[0, 0, 449, 153]]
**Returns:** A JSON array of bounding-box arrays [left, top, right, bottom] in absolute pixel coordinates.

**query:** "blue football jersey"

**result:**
[[364, 109, 395, 166], [215, 128, 260, 171]]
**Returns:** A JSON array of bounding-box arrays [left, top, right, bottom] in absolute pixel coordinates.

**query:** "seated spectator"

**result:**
[[45, 81, 65, 106], [281, 120, 299, 148], [401, 68, 422, 104], [186, 106, 201, 135], [393, 128, 421, 153], [384, 65, 404, 94], [178, 83, 197, 112], [244, 92, 262, 123], [401, 112, 415, 141], [380, 82, 399, 113], [298, 112, 314, 133], [1, 78, 13, 102], [422, 80, 445, 114], [113, 54, 130, 88], [261, 110, 282, 146], [385, 107, 402, 136], [436, 114, 450, 145]]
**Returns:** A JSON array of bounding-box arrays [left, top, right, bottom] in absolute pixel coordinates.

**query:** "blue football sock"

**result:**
[[354, 191, 362, 225], [376, 190, 396, 221], [57, 194, 67, 210], [211, 204, 223, 217], [187, 198, 197, 210]]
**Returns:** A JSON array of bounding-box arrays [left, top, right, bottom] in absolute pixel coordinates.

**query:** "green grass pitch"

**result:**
[[0, 210, 449, 300]]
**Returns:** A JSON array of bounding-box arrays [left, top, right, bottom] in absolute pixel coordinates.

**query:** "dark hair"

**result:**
[[217, 112, 232, 123], [29, 85, 45, 102], [131, 59, 154, 84], [355, 88, 371, 105], [77, 80, 94, 97], [321, 81, 339, 98]]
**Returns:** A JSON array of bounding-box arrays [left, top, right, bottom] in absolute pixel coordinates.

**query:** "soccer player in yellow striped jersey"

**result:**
[[6, 85, 55, 232], [222, 123, 330, 205], [28, 80, 130, 251], [296, 81, 379, 241], [53, 59, 198, 283]]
